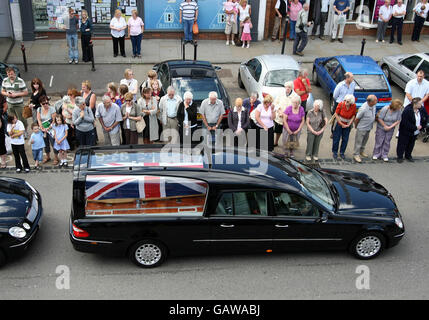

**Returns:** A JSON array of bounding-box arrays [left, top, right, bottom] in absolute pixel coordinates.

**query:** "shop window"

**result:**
[[33, 0, 84, 31], [33, 0, 49, 30]]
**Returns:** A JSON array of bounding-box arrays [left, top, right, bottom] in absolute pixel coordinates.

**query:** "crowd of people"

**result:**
[[1, 65, 428, 172]]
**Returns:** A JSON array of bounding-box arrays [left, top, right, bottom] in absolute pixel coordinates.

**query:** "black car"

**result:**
[[0, 62, 20, 82], [0, 177, 42, 267], [153, 60, 231, 128], [70, 145, 405, 268]]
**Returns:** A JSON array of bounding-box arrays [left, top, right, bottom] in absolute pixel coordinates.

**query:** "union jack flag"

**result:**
[[85, 175, 208, 201]]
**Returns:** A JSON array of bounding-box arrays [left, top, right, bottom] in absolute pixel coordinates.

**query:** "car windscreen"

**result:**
[[264, 69, 299, 87], [353, 74, 389, 91], [286, 159, 335, 211], [172, 78, 222, 101]]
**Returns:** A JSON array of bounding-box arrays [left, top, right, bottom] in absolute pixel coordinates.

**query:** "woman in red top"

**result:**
[[293, 69, 312, 112], [332, 94, 357, 160]]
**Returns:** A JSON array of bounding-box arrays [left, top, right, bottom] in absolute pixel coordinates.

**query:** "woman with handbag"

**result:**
[[121, 92, 142, 145], [305, 99, 328, 162], [255, 94, 276, 152], [331, 94, 356, 160], [37, 95, 59, 165], [282, 96, 305, 158], [138, 87, 159, 144], [372, 99, 402, 162]]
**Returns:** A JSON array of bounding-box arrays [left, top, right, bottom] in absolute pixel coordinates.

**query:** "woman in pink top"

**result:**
[[289, 0, 303, 40], [255, 94, 276, 151], [128, 9, 144, 58]]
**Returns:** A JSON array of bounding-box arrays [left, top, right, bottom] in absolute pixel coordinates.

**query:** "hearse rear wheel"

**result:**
[[129, 240, 167, 268], [349, 232, 386, 260]]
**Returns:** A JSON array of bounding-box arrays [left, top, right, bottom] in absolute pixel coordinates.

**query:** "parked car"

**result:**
[[0, 62, 20, 82], [152, 60, 231, 128], [0, 177, 42, 267], [70, 145, 405, 268], [380, 53, 429, 89], [238, 54, 300, 100], [313, 55, 392, 113]]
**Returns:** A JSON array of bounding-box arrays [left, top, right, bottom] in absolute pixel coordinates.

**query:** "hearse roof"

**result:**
[[74, 145, 302, 188]]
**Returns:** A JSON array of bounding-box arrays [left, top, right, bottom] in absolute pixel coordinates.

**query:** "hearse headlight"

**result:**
[[9, 227, 27, 239], [395, 217, 404, 229], [22, 223, 31, 230]]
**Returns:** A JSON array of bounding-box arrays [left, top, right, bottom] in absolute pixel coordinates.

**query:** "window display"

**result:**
[[91, 0, 112, 24], [33, 0, 84, 30]]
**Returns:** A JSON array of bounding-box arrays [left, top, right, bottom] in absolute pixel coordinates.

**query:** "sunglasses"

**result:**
[[41, 102, 49, 105]]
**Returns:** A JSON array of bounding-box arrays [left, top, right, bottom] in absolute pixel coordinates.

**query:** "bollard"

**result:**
[[89, 40, 96, 72], [21, 43, 28, 72], [360, 38, 366, 56], [182, 38, 186, 60], [281, 19, 289, 55], [193, 41, 198, 61]]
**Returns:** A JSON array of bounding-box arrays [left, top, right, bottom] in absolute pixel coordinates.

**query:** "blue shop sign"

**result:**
[[144, 0, 227, 31]]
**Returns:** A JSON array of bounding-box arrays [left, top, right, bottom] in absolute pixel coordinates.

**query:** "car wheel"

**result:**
[[238, 72, 245, 89], [381, 64, 391, 82], [129, 240, 168, 268], [312, 69, 320, 86], [0, 249, 6, 268], [349, 232, 386, 260]]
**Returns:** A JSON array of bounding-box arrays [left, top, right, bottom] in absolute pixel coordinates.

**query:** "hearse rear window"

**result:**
[[89, 150, 205, 169], [85, 175, 208, 217]]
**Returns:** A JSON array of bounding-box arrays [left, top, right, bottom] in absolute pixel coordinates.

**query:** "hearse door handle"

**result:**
[[275, 224, 289, 228], [220, 224, 235, 228]]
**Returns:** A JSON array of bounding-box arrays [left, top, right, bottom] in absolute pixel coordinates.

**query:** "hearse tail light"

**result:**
[[378, 97, 392, 102], [72, 224, 90, 238]]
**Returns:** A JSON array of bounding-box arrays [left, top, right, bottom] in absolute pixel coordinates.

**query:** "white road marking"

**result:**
[[49, 75, 53, 87]]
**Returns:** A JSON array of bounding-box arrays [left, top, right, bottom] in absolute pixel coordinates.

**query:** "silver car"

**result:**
[[380, 53, 429, 89], [238, 54, 300, 100]]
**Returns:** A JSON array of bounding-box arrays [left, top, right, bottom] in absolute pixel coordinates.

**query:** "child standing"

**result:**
[[224, 0, 238, 26], [53, 114, 70, 167], [30, 122, 46, 170], [7, 115, 30, 173], [241, 16, 252, 48]]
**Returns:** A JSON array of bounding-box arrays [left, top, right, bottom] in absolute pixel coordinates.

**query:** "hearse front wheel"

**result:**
[[0, 249, 6, 268], [349, 232, 386, 260], [130, 240, 168, 268]]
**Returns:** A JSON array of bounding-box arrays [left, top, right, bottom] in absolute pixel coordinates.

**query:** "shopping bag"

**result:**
[[193, 22, 199, 35]]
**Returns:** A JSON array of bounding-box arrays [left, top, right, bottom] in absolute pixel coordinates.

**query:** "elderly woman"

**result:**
[[72, 96, 95, 146], [110, 9, 127, 57], [332, 94, 357, 160], [121, 92, 142, 145], [255, 94, 276, 151], [228, 98, 250, 147], [372, 99, 402, 162], [273, 81, 300, 147], [177, 91, 198, 145], [138, 87, 159, 144], [37, 95, 58, 165], [283, 95, 305, 158], [128, 9, 144, 58], [306, 99, 328, 161]]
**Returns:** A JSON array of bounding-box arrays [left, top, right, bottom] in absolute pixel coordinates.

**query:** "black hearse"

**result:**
[[70, 145, 404, 268]]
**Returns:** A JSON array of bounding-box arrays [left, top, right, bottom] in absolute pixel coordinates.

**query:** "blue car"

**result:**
[[312, 55, 392, 113]]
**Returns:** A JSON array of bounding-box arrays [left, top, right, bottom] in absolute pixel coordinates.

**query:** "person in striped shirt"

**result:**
[[179, 0, 199, 44], [1, 67, 28, 131]]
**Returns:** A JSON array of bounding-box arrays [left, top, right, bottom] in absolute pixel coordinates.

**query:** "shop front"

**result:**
[[23, 0, 259, 40]]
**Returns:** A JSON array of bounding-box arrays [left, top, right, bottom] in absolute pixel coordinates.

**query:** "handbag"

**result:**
[[337, 14, 347, 25], [5, 135, 12, 154], [136, 117, 146, 133], [306, 93, 314, 112], [193, 22, 199, 35], [22, 105, 33, 119], [285, 134, 299, 149], [250, 108, 257, 124]]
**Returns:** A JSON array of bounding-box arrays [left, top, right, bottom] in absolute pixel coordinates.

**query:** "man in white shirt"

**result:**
[[390, 0, 406, 45], [311, 0, 330, 40], [376, 0, 392, 43], [412, 0, 429, 42], [404, 70, 429, 107]]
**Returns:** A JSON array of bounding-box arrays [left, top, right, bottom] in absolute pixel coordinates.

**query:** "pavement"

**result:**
[[4, 35, 429, 65]]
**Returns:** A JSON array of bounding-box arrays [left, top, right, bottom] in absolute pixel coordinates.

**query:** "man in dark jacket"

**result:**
[[242, 92, 261, 129], [397, 97, 428, 162]]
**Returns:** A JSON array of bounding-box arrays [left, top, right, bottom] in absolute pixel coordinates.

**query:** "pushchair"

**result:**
[[422, 122, 429, 143]]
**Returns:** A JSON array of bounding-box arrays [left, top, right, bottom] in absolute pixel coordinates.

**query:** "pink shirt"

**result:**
[[256, 104, 274, 128], [289, 2, 303, 21], [243, 22, 252, 33], [128, 17, 144, 36]]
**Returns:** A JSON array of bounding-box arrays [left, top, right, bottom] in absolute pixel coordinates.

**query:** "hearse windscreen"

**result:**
[[88, 150, 205, 169], [85, 175, 208, 217]]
